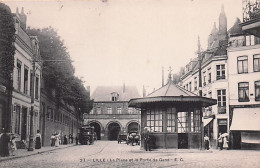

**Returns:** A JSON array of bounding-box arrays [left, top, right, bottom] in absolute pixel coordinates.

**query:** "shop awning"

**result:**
[[230, 108, 260, 131], [203, 118, 213, 127]]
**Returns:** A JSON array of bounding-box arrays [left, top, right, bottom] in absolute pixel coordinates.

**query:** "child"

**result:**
[[10, 136, 17, 156]]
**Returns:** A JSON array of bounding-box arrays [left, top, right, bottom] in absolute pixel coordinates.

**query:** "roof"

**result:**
[[129, 81, 217, 108], [228, 18, 244, 36], [91, 85, 141, 102], [147, 80, 196, 97]]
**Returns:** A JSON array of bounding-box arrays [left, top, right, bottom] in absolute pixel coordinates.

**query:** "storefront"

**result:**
[[129, 81, 217, 149], [230, 107, 260, 149]]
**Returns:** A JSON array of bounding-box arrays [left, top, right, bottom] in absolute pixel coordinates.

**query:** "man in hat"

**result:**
[[0, 128, 10, 157]]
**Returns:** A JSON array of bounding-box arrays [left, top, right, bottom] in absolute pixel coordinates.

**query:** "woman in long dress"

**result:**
[[55, 133, 60, 147], [223, 136, 229, 150], [35, 130, 42, 149]]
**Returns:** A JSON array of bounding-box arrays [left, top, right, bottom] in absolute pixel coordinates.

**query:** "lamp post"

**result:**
[[197, 36, 204, 150], [28, 60, 36, 151]]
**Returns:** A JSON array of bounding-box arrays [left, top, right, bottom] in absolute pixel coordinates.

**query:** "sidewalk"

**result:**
[[0, 143, 76, 162]]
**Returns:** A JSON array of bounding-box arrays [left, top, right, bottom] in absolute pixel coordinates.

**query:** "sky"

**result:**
[[2, 0, 242, 96]]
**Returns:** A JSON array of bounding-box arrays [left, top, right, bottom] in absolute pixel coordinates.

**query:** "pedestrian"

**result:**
[[75, 136, 79, 145], [35, 130, 42, 149], [204, 134, 210, 150], [223, 136, 229, 150], [63, 135, 68, 145], [50, 134, 55, 146], [143, 127, 151, 151], [0, 128, 10, 157], [218, 133, 223, 150], [10, 136, 17, 156], [55, 133, 60, 147]]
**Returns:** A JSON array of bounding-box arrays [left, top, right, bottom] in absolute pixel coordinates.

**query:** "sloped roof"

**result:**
[[91, 86, 141, 102], [129, 80, 217, 108], [147, 80, 196, 97], [228, 18, 244, 36]]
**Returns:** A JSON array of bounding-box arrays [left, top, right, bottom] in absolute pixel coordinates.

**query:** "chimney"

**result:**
[[19, 7, 27, 30]]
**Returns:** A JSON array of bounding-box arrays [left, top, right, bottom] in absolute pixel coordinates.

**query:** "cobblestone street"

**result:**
[[1, 141, 260, 168]]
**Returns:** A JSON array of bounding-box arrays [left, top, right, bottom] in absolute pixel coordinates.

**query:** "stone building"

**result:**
[[180, 6, 229, 148], [40, 84, 84, 146], [10, 8, 42, 145], [84, 85, 141, 140], [228, 11, 260, 149]]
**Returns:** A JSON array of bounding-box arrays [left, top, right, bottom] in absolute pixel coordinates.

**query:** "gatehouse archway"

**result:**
[[107, 122, 121, 140], [89, 122, 101, 140], [127, 122, 139, 133]]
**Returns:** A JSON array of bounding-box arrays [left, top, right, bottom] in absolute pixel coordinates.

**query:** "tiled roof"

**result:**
[[91, 86, 141, 102], [147, 80, 196, 97]]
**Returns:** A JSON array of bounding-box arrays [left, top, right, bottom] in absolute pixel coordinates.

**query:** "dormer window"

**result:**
[[111, 92, 119, 101]]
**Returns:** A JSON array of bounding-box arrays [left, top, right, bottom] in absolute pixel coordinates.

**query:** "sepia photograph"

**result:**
[[0, 0, 260, 167]]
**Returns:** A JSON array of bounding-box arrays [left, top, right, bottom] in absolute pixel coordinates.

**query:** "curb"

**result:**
[[0, 144, 76, 162]]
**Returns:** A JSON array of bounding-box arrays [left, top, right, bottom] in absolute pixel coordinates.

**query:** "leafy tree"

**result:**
[[0, 3, 15, 87], [27, 27, 93, 115]]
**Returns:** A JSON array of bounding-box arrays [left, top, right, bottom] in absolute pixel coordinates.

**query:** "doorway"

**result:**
[[178, 133, 188, 149], [107, 122, 121, 140], [127, 122, 139, 133], [21, 107, 27, 140]]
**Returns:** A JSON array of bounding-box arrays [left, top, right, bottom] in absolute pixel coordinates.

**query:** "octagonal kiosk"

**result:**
[[129, 80, 217, 149]]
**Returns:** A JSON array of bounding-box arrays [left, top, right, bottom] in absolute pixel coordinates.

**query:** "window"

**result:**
[[255, 81, 260, 101], [237, 56, 248, 74], [216, 64, 225, 80], [107, 107, 112, 114], [194, 77, 198, 90], [128, 107, 133, 114], [117, 107, 122, 114], [246, 35, 255, 46], [167, 108, 176, 132], [253, 54, 260, 72], [217, 89, 226, 114], [35, 76, 39, 99], [17, 60, 22, 91], [238, 82, 249, 102], [15, 105, 21, 134], [191, 110, 200, 132], [189, 82, 191, 91], [146, 109, 162, 132], [208, 68, 211, 83], [24, 67, 28, 94], [203, 71, 206, 86], [30, 71, 33, 96], [96, 107, 101, 114], [111, 92, 119, 101], [177, 112, 188, 133], [47, 108, 51, 119]]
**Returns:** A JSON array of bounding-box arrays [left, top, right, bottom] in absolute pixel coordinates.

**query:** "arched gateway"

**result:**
[[89, 122, 101, 140], [107, 122, 121, 140], [127, 122, 139, 133]]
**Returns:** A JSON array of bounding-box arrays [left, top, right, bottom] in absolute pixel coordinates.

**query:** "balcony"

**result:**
[[216, 75, 225, 80], [241, 0, 260, 37]]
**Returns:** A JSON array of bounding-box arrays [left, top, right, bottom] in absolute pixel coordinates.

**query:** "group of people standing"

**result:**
[[0, 128, 42, 157], [50, 133, 76, 146], [204, 132, 229, 150]]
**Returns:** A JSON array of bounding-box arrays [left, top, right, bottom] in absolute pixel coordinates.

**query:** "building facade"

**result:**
[[228, 2, 260, 149], [10, 8, 42, 146], [40, 85, 83, 146], [180, 6, 229, 148], [84, 85, 141, 140]]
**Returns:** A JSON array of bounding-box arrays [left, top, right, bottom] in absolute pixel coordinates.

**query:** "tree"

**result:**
[[27, 27, 93, 114], [0, 3, 15, 87]]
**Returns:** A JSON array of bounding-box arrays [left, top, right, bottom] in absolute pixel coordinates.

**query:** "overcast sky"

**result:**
[[3, 0, 242, 96]]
